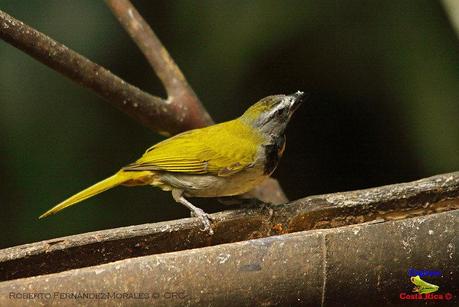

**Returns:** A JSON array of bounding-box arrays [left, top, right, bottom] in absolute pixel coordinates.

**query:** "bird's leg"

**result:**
[[172, 189, 213, 235]]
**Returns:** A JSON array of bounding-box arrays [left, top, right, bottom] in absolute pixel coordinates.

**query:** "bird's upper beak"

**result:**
[[287, 91, 307, 116]]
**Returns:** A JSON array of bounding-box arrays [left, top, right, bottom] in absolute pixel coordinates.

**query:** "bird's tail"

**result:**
[[39, 170, 149, 219]]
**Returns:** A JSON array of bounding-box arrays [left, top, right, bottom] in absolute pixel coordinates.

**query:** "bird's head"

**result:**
[[240, 91, 306, 137]]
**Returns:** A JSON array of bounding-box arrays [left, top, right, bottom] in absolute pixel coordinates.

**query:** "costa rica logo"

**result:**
[[398, 268, 454, 301]]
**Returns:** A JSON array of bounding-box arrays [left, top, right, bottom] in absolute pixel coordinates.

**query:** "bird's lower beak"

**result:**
[[288, 91, 307, 115]]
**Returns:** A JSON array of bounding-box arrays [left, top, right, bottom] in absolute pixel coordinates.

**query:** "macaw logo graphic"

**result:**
[[410, 275, 439, 294]]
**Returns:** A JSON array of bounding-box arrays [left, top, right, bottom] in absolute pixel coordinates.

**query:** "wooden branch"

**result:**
[[1, 171, 458, 282], [105, 0, 213, 129], [0, 208, 457, 305], [0, 6, 287, 203], [0, 9, 186, 135]]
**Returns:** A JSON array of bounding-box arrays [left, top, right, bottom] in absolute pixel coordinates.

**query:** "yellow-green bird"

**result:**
[[39, 91, 306, 234]]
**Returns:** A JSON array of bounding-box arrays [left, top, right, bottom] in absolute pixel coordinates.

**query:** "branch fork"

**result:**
[[0, 0, 286, 205]]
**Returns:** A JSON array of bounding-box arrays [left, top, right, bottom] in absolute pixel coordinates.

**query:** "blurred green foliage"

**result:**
[[1, 0, 458, 248]]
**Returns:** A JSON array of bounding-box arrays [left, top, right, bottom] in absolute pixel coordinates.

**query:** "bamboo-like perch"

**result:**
[[0, 172, 457, 305], [0, 172, 457, 280]]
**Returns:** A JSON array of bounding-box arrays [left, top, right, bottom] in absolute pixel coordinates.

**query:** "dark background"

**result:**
[[1, 0, 458, 248]]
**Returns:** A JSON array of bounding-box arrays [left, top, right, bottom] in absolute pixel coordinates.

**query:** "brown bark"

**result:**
[[1, 171, 457, 282], [105, 0, 213, 131], [0, 172, 457, 306], [0, 10, 182, 135]]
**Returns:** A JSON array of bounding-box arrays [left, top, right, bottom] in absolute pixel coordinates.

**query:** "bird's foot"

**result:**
[[190, 208, 213, 235], [172, 190, 214, 235]]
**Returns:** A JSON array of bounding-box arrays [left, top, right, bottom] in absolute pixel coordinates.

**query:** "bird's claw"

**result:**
[[199, 214, 213, 235], [191, 208, 213, 235]]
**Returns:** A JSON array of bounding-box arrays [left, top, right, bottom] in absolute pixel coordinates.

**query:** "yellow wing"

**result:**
[[123, 119, 263, 176]]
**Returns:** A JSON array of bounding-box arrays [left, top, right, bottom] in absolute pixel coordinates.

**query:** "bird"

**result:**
[[39, 91, 306, 235]]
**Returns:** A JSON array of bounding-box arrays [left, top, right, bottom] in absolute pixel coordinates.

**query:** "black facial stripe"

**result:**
[[263, 135, 286, 175]]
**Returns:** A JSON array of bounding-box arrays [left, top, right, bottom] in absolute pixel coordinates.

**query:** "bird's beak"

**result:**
[[287, 91, 307, 115]]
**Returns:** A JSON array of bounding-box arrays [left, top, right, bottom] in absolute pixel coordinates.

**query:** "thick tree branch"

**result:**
[[1, 171, 458, 282], [105, 0, 213, 129], [1, 210, 457, 305]]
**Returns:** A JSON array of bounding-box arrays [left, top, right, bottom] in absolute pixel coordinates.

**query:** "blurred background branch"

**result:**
[[106, 0, 213, 130], [443, 0, 459, 37], [0, 10, 184, 135]]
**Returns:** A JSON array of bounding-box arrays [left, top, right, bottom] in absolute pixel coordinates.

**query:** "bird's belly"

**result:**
[[156, 168, 267, 197]]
